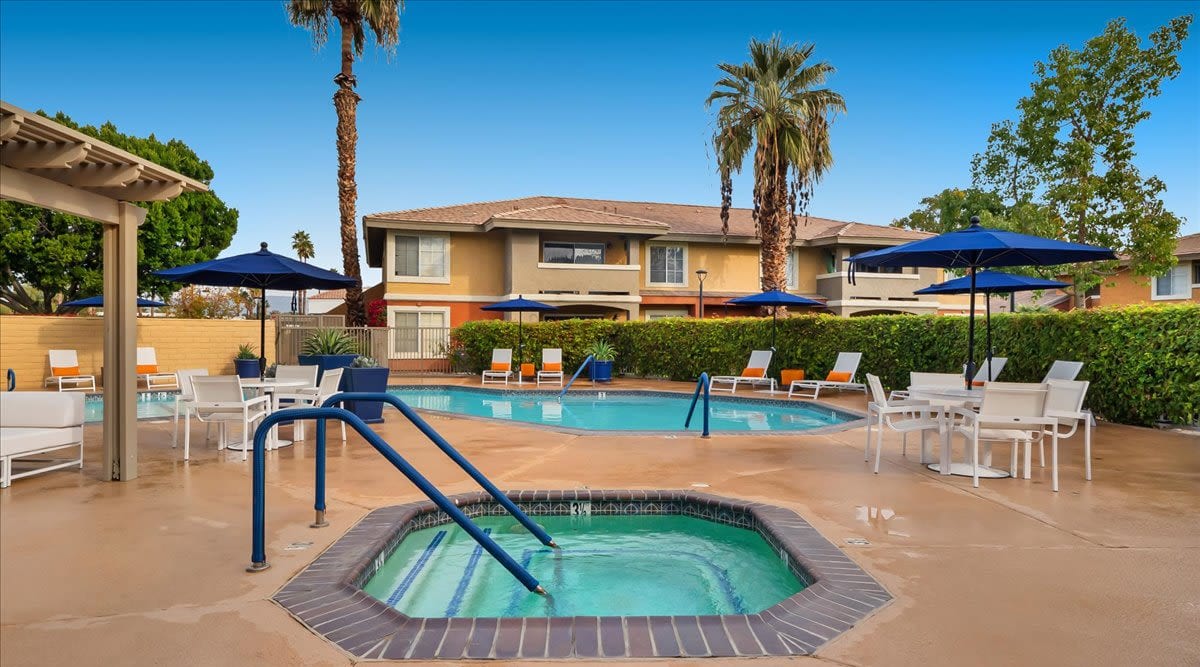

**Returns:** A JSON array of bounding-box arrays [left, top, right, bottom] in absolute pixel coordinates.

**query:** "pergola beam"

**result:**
[[0, 115, 21, 141], [87, 180, 185, 202], [0, 141, 90, 168], [39, 163, 144, 188], [0, 165, 135, 225]]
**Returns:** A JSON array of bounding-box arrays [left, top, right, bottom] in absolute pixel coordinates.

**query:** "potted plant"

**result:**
[[343, 355, 390, 423], [234, 343, 260, 379], [586, 340, 616, 382], [297, 329, 359, 386]]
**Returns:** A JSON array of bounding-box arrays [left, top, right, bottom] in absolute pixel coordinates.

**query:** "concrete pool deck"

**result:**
[[1, 376, 1198, 665]]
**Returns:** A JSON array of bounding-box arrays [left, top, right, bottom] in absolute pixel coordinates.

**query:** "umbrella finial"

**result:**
[[260, 242, 269, 251], [969, 216, 981, 226]]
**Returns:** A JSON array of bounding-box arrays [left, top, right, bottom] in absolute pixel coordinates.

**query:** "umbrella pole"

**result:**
[[986, 290, 993, 376], [965, 268, 977, 389], [772, 306, 778, 351], [517, 311, 523, 385], [259, 288, 267, 379]]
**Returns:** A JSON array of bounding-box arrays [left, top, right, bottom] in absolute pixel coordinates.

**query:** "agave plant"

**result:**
[[301, 329, 359, 356], [585, 340, 617, 362], [350, 355, 381, 368], [235, 343, 258, 360]]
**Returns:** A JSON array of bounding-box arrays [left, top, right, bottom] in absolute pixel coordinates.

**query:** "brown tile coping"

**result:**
[[273, 490, 891, 660]]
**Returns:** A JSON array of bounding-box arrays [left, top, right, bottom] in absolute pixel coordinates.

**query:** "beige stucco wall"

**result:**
[[383, 232, 506, 297], [0, 315, 276, 390], [638, 241, 764, 292]]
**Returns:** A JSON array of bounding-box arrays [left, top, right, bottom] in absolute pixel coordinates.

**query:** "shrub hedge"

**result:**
[[452, 305, 1200, 426]]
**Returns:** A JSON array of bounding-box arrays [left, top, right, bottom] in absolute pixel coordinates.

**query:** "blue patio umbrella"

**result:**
[[916, 271, 1069, 370], [846, 218, 1115, 386], [61, 295, 167, 309], [726, 289, 824, 350], [481, 296, 558, 367], [154, 242, 356, 376]]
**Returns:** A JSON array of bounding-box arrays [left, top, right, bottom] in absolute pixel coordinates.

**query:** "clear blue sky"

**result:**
[[2, 1, 1196, 284]]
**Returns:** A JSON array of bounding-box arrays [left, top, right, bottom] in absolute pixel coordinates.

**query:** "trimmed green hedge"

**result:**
[[452, 305, 1200, 426]]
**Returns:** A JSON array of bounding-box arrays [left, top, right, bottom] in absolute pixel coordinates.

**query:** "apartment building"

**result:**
[[362, 196, 971, 330]]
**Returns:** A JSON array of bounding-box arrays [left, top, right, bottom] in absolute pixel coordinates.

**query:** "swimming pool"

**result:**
[[363, 514, 804, 618], [387, 386, 857, 433], [84, 392, 178, 423]]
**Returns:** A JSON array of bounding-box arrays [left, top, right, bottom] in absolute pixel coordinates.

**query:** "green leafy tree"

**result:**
[[0, 111, 238, 314], [893, 187, 1007, 235], [708, 35, 846, 296], [287, 0, 403, 326]]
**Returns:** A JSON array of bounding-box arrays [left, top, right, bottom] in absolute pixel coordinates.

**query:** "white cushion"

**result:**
[[0, 392, 85, 428], [1, 426, 83, 456]]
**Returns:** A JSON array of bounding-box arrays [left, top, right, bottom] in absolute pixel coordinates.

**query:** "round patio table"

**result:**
[[906, 385, 1010, 479], [230, 379, 309, 450]]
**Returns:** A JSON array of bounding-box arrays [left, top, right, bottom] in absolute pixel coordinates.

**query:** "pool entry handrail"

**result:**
[[684, 372, 711, 437], [320, 392, 556, 548], [246, 405, 546, 594], [559, 354, 594, 397]]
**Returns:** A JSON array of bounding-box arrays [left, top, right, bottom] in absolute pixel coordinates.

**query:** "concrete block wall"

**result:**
[[0, 315, 276, 390]]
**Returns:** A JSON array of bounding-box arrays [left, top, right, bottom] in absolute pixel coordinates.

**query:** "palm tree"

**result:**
[[707, 35, 845, 296], [287, 0, 403, 326], [291, 230, 315, 314]]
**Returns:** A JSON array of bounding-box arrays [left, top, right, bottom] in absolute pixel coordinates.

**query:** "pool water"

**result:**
[[84, 392, 178, 423], [363, 515, 803, 618], [387, 387, 853, 433]]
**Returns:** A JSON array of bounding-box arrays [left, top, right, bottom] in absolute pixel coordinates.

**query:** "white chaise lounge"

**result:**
[[710, 350, 775, 393], [0, 391, 85, 488], [43, 349, 96, 392], [136, 347, 179, 390], [537, 348, 564, 387], [788, 352, 866, 399], [482, 349, 513, 385]]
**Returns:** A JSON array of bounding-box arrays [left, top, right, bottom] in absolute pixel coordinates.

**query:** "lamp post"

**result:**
[[696, 268, 708, 318]]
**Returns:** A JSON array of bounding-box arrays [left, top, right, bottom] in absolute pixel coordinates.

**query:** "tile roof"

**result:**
[[1175, 232, 1200, 258], [366, 196, 929, 243], [309, 289, 345, 300]]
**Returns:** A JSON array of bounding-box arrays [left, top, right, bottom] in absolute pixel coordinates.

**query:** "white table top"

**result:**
[[908, 385, 985, 401], [241, 379, 308, 390]]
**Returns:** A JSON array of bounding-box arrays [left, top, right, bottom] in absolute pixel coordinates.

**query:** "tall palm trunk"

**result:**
[[334, 17, 366, 326], [756, 141, 791, 298]]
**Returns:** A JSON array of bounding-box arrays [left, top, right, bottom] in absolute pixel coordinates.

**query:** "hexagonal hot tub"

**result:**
[[275, 491, 890, 660]]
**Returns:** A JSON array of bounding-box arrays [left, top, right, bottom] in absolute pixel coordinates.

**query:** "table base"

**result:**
[[927, 462, 1010, 479]]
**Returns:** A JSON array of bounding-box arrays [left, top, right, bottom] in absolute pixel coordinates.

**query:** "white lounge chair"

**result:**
[[274, 367, 346, 443], [43, 349, 96, 392], [0, 392, 84, 488], [171, 368, 209, 448], [952, 382, 1054, 488], [966, 356, 1008, 386], [536, 348, 564, 387], [710, 350, 775, 393], [482, 349, 513, 385], [865, 374, 942, 473], [788, 352, 866, 399], [1043, 360, 1083, 382], [889, 371, 962, 401], [184, 376, 271, 461], [136, 347, 178, 390]]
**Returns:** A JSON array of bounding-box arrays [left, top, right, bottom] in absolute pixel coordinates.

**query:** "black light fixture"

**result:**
[[696, 268, 709, 318]]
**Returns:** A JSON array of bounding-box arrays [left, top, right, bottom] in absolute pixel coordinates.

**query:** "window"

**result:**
[[786, 250, 799, 288], [389, 308, 448, 358], [646, 309, 688, 321], [393, 234, 447, 280], [1152, 265, 1191, 300], [648, 244, 686, 285], [542, 242, 604, 265], [857, 247, 904, 274], [1193, 261, 1199, 287]]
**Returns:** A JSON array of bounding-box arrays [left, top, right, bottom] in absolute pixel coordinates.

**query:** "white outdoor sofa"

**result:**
[[0, 391, 85, 488]]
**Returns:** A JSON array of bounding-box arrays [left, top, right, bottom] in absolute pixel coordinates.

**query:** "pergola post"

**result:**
[[102, 203, 144, 481]]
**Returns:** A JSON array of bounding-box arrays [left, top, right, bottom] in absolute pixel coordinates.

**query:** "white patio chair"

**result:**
[[482, 349, 513, 385], [43, 349, 96, 392], [865, 374, 942, 473], [136, 347, 178, 390], [788, 352, 866, 399], [1043, 360, 1083, 382], [952, 382, 1053, 488], [171, 368, 209, 448], [184, 376, 270, 462], [536, 348, 564, 387], [965, 356, 1008, 386], [273, 367, 346, 443], [889, 371, 962, 401], [1027, 379, 1092, 491], [710, 350, 776, 394]]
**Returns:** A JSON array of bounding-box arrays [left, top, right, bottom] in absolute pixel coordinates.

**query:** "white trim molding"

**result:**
[[825, 299, 941, 309], [816, 271, 920, 280], [536, 262, 641, 271], [386, 232, 451, 284], [645, 241, 689, 287], [384, 293, 497, 303]]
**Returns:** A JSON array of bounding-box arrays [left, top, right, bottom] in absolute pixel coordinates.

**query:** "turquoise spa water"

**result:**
[[388, 387, 853, 432], [363, 515, 803, 618]]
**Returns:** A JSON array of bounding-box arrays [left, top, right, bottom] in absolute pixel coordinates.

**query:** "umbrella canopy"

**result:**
[[846, 218, 1115, 386], [481, 296, 558, 374], [154, 242, 356, 376], [726, 290, 824, 349], [62, 295, 166, 308]]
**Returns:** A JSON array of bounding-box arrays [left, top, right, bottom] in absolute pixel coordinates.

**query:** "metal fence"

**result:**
[[276, 314, 345, 329], [276, 325, 455, 374]]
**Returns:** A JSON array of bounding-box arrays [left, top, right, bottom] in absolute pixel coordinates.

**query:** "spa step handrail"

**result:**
[[319, 392, 556, 548], [247, 405, 545, 594], [684, 372, 711, 437], [559, 355, 594, 397]]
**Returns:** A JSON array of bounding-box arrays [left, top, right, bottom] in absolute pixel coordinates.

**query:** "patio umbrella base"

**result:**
[[926, 462, 1010, 479]]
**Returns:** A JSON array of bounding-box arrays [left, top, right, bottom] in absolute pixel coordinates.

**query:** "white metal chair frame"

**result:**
[[44, 349, 96, 392], [536, 348, 564, 387], [481, 349, 513, 385], [136, 347, 178, 390], [183, 376, 271, 462], [864, 374, 943, 473], [710, 350, 776, 394], [1042, 360, 1084, 382], [788, 352, 866, 399], [171, 368, 210, 448], [1028, 379, 1093, 491], [273, 367, 347, 443], [952, 382, 1055, 489], [966, 356, 1008, 385], [889, 371, 962, 402]]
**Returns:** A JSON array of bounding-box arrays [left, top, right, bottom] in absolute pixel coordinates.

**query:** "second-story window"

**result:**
[[648, 244, 686, 285], [394, 234, 447, 279], [543, 242, 604, 265]]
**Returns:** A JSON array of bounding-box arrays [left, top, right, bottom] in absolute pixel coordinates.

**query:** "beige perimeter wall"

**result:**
[[0, 315, 276, 391]]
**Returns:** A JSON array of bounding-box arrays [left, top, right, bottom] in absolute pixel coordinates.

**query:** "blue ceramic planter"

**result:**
[[234, 358, 261, 379], [343, 366, 391, 423], [590, 360, 614, 382]]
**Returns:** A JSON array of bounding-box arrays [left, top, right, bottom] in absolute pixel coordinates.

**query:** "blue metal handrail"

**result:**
[[6, 369, 14, 391], [684, 372, 711, 437], [559, 354, 594, 397], [320, 392, 556, 547], [247, 406, 545, 594]]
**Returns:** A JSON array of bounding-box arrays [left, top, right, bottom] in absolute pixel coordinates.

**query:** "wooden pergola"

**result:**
[[0, 101, 208, 481]]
